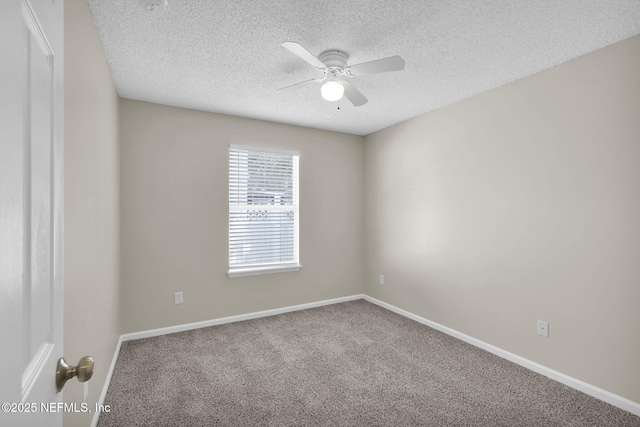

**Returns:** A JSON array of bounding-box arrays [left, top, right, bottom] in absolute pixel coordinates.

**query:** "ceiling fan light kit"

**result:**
[[279, 42, 405, 107], [321, 80, 344, 101]]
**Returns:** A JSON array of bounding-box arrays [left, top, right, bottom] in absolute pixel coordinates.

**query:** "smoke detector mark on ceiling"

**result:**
[[138, 0, 167, 12]]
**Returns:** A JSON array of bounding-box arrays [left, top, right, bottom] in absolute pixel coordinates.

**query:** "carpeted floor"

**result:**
[[97, 300, 640, 426]]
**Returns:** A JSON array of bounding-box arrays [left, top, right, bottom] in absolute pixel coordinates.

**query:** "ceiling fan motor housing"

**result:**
[[319, 50, 348, 70]]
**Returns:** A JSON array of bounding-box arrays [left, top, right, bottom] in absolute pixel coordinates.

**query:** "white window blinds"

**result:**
[[229, 145, 299, 274]]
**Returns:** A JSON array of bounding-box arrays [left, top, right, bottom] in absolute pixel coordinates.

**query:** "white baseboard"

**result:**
[[362, 294, 640, 417], [120, 294, 364, 342], [91, 335, 123, 427]]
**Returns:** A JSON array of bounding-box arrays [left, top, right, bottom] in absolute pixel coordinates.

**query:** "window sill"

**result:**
[[227, 264, 302, 278]]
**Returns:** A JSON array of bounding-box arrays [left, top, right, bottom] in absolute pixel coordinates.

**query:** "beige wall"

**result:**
[[119, 100, 364, 333], [64, 0, 120, 425], [364, 35, 640, 403]]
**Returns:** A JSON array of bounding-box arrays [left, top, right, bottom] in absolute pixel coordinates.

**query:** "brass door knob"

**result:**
[[56, 356, 94, 392]]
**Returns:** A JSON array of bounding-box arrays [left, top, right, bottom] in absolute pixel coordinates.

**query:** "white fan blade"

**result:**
[[281, 42, 326, 69], [342, 81, 368, 106], [277, 78, 323, 92], [347, 55, 405, 75]]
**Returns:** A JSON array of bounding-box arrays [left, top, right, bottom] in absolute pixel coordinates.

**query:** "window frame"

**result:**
[[227, 144, 301, 278]]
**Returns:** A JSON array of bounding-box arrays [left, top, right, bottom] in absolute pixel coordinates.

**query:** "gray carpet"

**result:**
[[97, 300, 640, 426]]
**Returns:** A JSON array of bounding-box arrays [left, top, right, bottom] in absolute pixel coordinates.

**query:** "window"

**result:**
[[228, 145, 300, 277]]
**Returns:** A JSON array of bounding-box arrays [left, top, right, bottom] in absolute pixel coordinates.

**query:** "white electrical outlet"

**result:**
[[174, 292, 183, 305], [537, 320, 549, 337], [379, 274, 385, 285]]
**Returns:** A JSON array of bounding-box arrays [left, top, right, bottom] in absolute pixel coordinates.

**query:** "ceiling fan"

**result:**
[[278, 42, 405, 107]]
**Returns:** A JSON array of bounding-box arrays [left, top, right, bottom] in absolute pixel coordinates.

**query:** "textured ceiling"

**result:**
[[87, 0, 640, 136]]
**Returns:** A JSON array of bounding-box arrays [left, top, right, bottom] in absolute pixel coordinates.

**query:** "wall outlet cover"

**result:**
[[174, 292, 184, 305], [537, 320, 549, 337]]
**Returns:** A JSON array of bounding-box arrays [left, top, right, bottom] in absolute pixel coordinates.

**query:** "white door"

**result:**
[[0, 0, 64, 426]]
